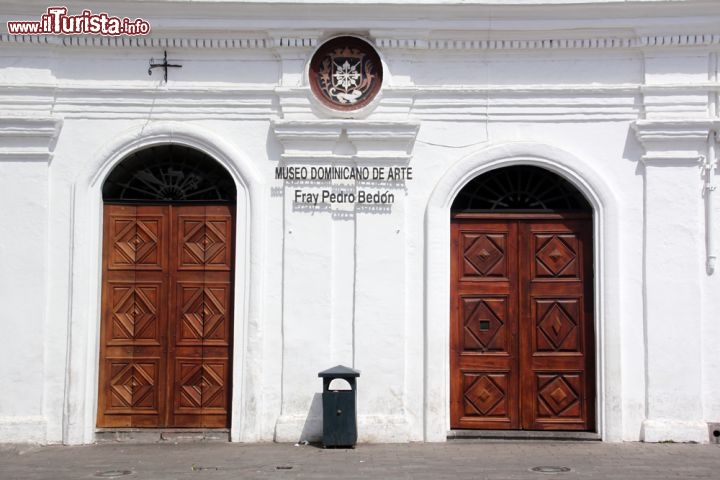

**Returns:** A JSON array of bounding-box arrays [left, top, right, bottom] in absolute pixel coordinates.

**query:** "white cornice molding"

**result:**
[[633, 119, 718, 165], [0, 116, 62, 162], [374, 33, 720, 51], [0, 83, 642, 122], [3, 32, 720, 51], [0, 32, 323, 50], [0, 33, 273, 49], [271, 119, 419, 164]]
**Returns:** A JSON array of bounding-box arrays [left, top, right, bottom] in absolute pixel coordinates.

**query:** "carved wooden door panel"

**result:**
[[519, 219, 594, 430], [168, 205, 233, 428], [450, 215, 594, 431], [97, 205, 169, 427], [98, 204, 233, 428], [450, 220, 520, 429]]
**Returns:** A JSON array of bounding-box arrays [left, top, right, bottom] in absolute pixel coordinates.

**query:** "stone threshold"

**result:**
[[448, 430, 601, 441], [95, 428, 230, 444]]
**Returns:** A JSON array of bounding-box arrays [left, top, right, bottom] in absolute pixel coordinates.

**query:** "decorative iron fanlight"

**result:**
[[103, 145, 235, 203], [452, 166, 590, 211]]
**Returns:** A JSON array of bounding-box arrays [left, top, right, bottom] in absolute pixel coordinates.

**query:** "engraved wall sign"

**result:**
[[309, 36, 383, 111]]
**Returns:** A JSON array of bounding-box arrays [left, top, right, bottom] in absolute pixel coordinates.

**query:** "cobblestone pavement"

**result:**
[[1, 441, 718, 480]]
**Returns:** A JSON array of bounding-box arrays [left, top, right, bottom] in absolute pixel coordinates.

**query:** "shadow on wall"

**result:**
[[299, 393, 323, 443]]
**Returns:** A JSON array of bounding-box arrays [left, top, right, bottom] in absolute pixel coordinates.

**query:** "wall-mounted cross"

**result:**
[[148, 50, 182, 82]]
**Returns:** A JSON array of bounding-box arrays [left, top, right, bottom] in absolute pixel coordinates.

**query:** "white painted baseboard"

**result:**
[[642, 419, 709, 443], [0, 416, 48, 444]]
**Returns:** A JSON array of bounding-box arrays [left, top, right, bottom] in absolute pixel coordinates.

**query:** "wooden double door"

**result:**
[[97, 204, 234, 428], [450, 214, 595, 431]]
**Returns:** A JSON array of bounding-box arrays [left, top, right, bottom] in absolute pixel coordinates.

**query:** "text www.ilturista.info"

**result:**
[[7, 7, 150, 36]]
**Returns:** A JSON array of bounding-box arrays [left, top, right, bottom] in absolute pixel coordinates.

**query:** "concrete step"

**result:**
[[448, 430, 601, 441], [95, 429, 230, 444]]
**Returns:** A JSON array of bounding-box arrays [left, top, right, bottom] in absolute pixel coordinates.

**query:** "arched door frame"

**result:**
[[62, 122, 267, 444], [423, 142, 622, 442]]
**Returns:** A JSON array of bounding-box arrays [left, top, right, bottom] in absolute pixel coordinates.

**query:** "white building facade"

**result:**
[[1, 0, 719, 444]]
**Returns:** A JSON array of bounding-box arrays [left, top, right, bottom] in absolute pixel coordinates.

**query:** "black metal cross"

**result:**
[[148, 50, 182, 82]]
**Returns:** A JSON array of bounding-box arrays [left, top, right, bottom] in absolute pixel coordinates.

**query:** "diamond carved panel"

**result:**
[[179, 217, 231, 270], [204, 220, 230, 267], [535, 234, 579, 278], [109, 217, 163, 270], [178, 284, 228, 344], [109, 284, 160, 343], [462, 297, 507, 352], [537, 374, 582, 418], [176, 361, 227, 411], [108, 360, 158, 411], [536, 300, 580, 352], [462, 233, 506, 278], [463, 373, 508, 417]]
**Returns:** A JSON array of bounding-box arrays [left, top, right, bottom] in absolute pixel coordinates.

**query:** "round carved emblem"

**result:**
[[309, 36, 383, 111]]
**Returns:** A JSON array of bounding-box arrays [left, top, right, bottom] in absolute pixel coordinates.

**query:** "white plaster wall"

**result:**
[[0, 0, 719, 445], [641, 161, 706, 442], [703, 175, 720, 427], [0, 160, 48, 442], [701, 56, 720, 436]]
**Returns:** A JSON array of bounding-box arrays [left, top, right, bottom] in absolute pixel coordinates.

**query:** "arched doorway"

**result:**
[[97, 145, 236, 428], [450, 165, 595, 431]]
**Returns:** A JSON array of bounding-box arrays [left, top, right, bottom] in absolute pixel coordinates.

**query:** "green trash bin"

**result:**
[[318, 365, 361, 448]]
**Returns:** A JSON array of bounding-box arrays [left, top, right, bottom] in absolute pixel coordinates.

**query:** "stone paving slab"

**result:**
[[0, 441, 718, 480]]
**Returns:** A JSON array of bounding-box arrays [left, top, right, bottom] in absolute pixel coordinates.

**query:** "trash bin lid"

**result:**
[[318, 365, 361, 378]]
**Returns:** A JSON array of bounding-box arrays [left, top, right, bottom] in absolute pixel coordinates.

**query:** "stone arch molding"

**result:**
[[423, 141, 624, 442], [63, 121, 267, 444]]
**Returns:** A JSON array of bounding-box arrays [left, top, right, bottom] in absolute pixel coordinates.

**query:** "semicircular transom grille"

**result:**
[[103, 145, 236, 203], [452, 166, 591, 212]]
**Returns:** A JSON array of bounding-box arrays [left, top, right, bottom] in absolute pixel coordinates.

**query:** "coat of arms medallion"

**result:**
[[310, 36, 383, 111]]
